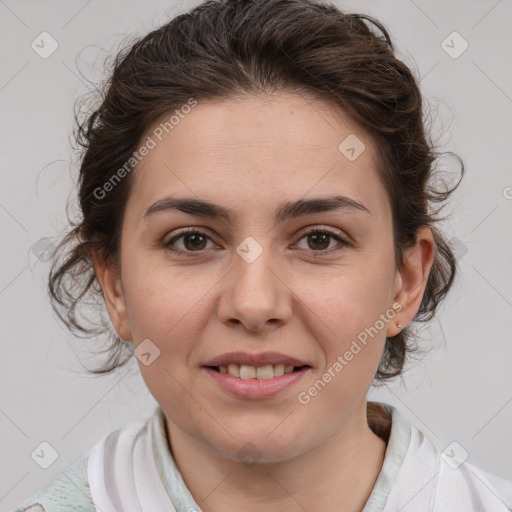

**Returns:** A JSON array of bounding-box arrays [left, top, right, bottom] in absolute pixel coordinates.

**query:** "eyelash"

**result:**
[[163, 226, 350, 258]]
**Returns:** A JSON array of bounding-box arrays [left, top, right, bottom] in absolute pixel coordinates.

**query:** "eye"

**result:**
[[163, 228, 217, 256], [294, 227, 350, 253], [163, 226, 350, 257]]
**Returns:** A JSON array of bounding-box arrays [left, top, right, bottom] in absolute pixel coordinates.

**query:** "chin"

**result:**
[[207, 425, 309, 465]]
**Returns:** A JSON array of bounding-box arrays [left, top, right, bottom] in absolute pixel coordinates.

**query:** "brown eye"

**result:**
[[306, 232, 330, 251], [181, 233, 207, 251], [164, 229, 215, 256], [295, 228, 349, 253], [163, 226, 349, 258]]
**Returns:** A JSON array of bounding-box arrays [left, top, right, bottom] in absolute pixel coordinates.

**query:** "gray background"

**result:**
[[1, 0, 511, 509]]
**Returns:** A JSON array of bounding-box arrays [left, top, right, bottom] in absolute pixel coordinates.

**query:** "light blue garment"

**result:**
[[11, 454, 94, 512], [10, 402, 512, 512]]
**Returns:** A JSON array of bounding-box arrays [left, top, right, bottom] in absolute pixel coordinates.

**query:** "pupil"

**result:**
[[309, 233, 329, 250], [185, 234, 206, 250]]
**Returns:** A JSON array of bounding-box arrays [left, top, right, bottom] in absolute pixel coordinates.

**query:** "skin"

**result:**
[[93, 92, 435, 512]]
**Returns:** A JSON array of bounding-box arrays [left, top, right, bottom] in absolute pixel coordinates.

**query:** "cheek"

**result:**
[[304, 263, 392, 335], [122, 259, 214, 342], [297, 277, 387, 412], [296, 263, 392, 382], [121, 262, 217, 394]]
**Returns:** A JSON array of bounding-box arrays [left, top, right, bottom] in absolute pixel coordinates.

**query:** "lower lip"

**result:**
[[203, 367, 310, 399]]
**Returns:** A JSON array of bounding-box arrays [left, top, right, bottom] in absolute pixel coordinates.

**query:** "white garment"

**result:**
[[12, 401, 511, 511], [372, 405, 511, 511], [87, 413, 182, 512], [85, 402, 511, 512]]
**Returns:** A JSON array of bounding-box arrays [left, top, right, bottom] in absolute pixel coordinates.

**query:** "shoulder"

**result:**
[[10, 409, 160, 512], [481, 469, 512, 509], [408, 425, 512, 511], [10, 453, 95, 512], [379, 403, 512, 511], [450, 462, 512, 511]]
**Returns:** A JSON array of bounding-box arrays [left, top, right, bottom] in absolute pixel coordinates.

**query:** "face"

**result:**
[[94, 92, 433, 463]]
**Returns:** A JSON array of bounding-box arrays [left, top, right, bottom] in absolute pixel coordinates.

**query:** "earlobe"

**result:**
[[388, 226, 435, 337], [92, 250, 132, 341]]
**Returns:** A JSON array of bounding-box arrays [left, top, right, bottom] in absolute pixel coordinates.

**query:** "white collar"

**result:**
[[86, 401, 510, 512]]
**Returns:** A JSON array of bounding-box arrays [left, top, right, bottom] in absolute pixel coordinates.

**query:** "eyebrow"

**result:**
[[143, 195, 371, 223]]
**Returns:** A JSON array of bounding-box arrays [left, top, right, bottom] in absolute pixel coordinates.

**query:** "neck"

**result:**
[[165, 402, 389, 512]]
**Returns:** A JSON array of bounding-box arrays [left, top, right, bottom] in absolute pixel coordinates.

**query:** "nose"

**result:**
[[217, 245, 293, 333]]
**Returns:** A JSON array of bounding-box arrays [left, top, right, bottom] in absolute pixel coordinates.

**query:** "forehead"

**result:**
[[126, 93, 389, 224]]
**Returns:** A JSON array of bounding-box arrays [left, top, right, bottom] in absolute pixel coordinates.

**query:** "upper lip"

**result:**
[[203, 351, 311, 368]]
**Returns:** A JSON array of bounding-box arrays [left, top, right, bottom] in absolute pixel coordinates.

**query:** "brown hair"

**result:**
[[48, 0, 464, 382]]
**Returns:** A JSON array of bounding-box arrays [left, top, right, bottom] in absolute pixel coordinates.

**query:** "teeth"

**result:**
[[219, 363, 297, 379], [227, 364, 240, 377], [240, 365, 256, 379], [256, 365, 273, 379], [273, 364, 285, 377]]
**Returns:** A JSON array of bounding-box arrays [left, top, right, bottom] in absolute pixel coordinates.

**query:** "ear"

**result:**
[[92, 250, 132, 341], [386, 225, 436, 337]]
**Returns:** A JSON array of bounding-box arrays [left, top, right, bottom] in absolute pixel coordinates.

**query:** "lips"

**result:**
[[202, 352, 312, 397], [202, 351, 310, 368], [203, 360, 311, 398]]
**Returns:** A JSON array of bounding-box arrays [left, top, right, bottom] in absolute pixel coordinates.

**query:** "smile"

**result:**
[[203, 365, 311, 399], [209, 363, 308, 379]]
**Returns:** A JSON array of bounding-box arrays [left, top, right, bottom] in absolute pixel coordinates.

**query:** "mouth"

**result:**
[[203, 363, 311, 399], [201, 352, 312, 397], [205, 364, 311, 380]]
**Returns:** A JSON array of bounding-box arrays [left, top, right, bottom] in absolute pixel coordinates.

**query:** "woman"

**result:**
[[12, 0, 511, 511]]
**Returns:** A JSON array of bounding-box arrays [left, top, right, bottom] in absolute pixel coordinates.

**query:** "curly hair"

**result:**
[[48, 0, 464, 386]]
